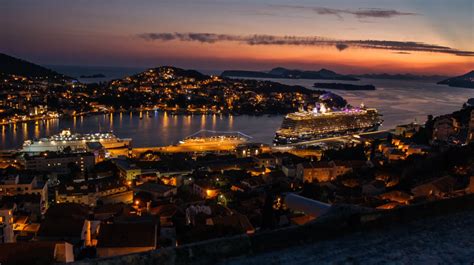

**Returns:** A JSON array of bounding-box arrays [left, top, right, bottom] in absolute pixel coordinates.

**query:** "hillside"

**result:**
[[220, 70, 276, 79], [0, 53, 67, 78], [437, 70, 474, 88], [105, 66, 342, 115]]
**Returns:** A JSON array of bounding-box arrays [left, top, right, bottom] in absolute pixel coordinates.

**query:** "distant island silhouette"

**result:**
[[221, 67, 359, 81], [79, 74, 106, 78], [313, 83, 376, 91]]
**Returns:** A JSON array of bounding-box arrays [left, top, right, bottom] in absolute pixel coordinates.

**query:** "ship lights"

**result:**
[[320, 103, 327, 114]]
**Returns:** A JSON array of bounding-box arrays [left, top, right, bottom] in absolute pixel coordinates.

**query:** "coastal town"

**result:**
[[1, 53, 474, 264], [0, 53, 348, 126]]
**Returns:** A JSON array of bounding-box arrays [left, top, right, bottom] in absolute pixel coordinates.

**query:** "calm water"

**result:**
[[1, 66, 473, 150], [0, 113, 283, 150], [260, 77, 473, 129]]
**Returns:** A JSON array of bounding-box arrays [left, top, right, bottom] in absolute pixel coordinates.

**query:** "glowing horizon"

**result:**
[[1, 0, 473, 75]]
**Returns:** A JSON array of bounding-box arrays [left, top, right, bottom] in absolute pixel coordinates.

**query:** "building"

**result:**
[[468, 176, 474, 193], [256, 153, 278, 168], [115, 159, 142, 181], [1, 194, 44, 221], [0, 174, 48, 213], [0, 204, 15, 243], [133, 182, 177, 200], [411, 176, 457, 198], [432, 116, 460, 141], [281, 163, 297, 178], [193, 180, 220, 199], [236, 143, 264, 158], [362, 180, 387, 195], [206, 213, 255, 235], [394, 123, 421, 137], [96, 222, 158, 258], [296, 161, 354, 183], [55, 178, 131, 206], [468, 110, 474, 144], [0, 241, 74, 264], [37, 204, 95, 247], [115, 159, 193, 182], [24, 152, 95, 174]]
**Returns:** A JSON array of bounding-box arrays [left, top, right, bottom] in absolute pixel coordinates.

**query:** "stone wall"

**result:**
[[71, 193, 474, 265]]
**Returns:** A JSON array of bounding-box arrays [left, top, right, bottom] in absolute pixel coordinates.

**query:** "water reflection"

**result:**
[[0, 79, 472, 150], [0, 112, 283, 150], [200, 114, 206, 129]]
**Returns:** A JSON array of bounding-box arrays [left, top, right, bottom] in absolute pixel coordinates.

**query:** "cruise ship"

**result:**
[[22, 129, 132, 153], [274, 104, 382, 145]]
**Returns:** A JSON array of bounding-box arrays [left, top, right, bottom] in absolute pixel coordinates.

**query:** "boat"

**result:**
[[274, 104, 382, 145], [179, 130, 251, 145], [22, 129, 132, 153]]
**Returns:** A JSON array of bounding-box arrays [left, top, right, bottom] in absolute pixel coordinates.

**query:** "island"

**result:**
[[437, 70, 474, 89], [221, 67, 359, 81], [79, 74, 106, 78], [313, 83, 376, 91], [0, 53, 350, 124]]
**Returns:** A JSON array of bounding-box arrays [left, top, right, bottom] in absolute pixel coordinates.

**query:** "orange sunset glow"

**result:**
[[1, 0, 473, 74]]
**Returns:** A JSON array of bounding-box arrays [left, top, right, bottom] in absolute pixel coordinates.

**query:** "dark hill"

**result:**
[[0, 53, 66, 78], [438, 70, 474, 88], [221, 70, 276, 79], [221, 67, 358, 81]]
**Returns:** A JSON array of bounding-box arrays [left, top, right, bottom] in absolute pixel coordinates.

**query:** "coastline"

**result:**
[[0, 108, 287, 126]]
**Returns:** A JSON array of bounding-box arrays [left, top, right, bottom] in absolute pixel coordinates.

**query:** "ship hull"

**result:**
[[22, 130, 132, 153], [22, 136, 131, 153], [273, 108, 382, 146]]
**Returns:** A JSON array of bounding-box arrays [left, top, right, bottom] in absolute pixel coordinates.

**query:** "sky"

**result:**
[[1, 0, 473, 75]]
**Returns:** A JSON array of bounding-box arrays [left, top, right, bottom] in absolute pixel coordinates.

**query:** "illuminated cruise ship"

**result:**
[[274, 104, 382, 145], [22, 129, 132, 153]]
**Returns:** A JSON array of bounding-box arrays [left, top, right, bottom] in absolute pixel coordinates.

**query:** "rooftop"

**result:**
[[97, 222, 157, 248]]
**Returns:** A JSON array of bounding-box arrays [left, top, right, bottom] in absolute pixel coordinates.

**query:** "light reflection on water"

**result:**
[[260, 77, 473, 129], [0, 78, 472, 150], [0, 113, 283, 150]]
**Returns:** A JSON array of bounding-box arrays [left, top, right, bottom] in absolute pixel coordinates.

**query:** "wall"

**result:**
[[70, 193, 474, 265]]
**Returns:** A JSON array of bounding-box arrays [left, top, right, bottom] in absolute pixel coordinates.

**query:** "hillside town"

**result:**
[[1, 89, 473, 263], [0, 60, 347, 125]]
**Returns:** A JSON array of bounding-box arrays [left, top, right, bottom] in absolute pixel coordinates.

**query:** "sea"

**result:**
[[1, 66, 472, 150]]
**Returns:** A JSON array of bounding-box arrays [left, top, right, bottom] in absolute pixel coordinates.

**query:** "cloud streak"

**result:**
[[273, 5, 418, 19], [138, 32, 474, 57]]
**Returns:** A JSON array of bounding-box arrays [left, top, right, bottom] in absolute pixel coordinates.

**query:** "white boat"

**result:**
[[22, 129, 132, 153]]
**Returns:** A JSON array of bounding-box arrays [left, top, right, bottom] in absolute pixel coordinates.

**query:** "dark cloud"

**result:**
[[138, 32, 474, 57], [273, 5, 417, 19], [393, 51, 412, 55], [349, 8, 417, 18]]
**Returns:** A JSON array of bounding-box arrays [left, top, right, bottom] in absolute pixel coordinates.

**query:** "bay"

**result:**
[[1, 66, 473, 150]]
